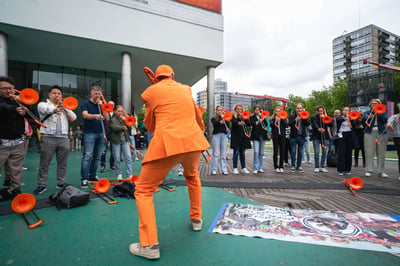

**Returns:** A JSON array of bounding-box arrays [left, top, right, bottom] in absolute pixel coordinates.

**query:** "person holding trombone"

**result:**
[[109, 105, 133, 179], [34, 85, 77, 194]]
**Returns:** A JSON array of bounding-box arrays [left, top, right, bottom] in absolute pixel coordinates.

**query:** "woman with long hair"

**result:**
[[210, 106, 229, 175], [270, 106, 288, 173], [109, 105, 133, 179], [249, 105, 270, 174], [335, 106, 356, 175], [230, 104, 251, 174]]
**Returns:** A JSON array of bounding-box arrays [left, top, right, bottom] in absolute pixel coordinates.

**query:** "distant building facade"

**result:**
[[333, 24, 400, 109]]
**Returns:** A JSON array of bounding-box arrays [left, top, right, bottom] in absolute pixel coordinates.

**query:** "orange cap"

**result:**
[[155, 65, 174, 78]]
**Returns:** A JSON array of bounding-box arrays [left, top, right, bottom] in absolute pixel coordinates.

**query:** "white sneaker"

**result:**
[[259, 169, 264, 173], [380, 173, 389, 178], [178, 171, 183, 176], [241, 168, 250, 174], [275, 168, 280, 173], [365, 172, 371, 177], [135, 157, 139, 161], [117, 174, 122, 179], [280, 168, 284, 173], [211, 171, 217, 175], [129, 243, 160, 260], [338, 172, 344, 176], [253, 170, 258, 174], [222, 171, 228, 175], [233, 168, 239, 174], [314, 168, 320, 173], [191, 219, 202, 231], [320, 168, 328, 173]]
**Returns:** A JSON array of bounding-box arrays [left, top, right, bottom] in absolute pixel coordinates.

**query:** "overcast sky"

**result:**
[[192, 0, 400, 99]]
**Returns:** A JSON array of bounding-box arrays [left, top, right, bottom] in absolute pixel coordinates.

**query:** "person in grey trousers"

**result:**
[[34, 85, 77, 194]]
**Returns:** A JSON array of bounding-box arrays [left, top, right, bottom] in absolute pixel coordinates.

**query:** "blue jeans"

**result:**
[[290, 137, 305, 168], [129, 136, 137, 158], [211, 133, 228, 173], [81, 133, 106, 180], [253, 137, 266, 171], [313, 138, 329, 168], [112, 141, 133, 177], [232, 148, 246, 169]]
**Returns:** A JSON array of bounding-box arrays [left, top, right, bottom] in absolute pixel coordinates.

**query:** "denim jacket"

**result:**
[[38, 100, 77, 135]]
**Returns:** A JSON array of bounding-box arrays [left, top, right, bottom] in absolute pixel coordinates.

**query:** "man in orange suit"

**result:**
[[129, 65, 210, 260]]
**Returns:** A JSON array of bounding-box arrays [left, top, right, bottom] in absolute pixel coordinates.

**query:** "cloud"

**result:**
[[192, 0, 400, 100]]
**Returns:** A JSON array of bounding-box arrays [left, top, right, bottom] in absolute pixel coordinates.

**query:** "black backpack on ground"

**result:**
[[326, 150, 338, 167], [112, 182, 135, 199], [49, 184, 90, 210]]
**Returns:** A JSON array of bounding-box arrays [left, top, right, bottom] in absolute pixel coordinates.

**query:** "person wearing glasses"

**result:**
[[363, 99, 388, 178], [0, 76, 27, 201]]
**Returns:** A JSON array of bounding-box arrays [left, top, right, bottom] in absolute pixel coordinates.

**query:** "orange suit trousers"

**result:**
[[135, 151, 202, 246]]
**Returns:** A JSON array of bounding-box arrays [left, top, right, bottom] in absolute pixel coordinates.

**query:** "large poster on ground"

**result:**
[[176, 0, 221, 13], [209, 203, 400, 253]]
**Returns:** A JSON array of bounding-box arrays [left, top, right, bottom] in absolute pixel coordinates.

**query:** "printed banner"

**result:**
[[209, 203, 400, 253]]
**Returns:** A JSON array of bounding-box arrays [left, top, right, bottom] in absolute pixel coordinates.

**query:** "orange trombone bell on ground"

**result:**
[[223, 111, 233, 121], [349, 110, 360, 120], [261, 110, 270, 119], [242, 110, 251, 120], [62, 97, 79, 110], [300, 110, 309, 119], [322, 115, 332, 124], [91, 178, 118, 204], [278, 110, 288, 119], [11, 193, 43, 229], [343, 177, 364, 196]]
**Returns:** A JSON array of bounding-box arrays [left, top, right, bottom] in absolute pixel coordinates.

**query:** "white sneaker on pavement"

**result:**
[[241, 168, 250, 174], [314, 168, 319, 173], [233, 168, 239, 174], [320, 168, 328, 173]]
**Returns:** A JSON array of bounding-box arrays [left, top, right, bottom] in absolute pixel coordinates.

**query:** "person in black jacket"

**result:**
[[0, 76, 27, 201], [230, 104, 251, 174], [288, 103, 310, 173], [250, 105, 270, 174], [311, 105, 332, 173], [210, 106, 229, 175], [270, 106, 288, 173]]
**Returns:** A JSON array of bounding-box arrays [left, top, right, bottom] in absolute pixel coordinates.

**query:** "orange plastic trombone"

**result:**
[[91, 178, 118, 204], [10, 90, 46, 128], [242, 110, 251, 120], [11, 193, 43, 229], [15, 88, 39, 105], [223, 111, 233, 121], [62, 97, 79, 110], [322, 116, 332, 124], [343, 177, 364, 196], [198, 106, 205, 115], [144, 67, 157, 84], [349, 110, 360, 120], [277, 110, 288, 119], [300, 110, 309, 119], [261, 110, 270, 119]]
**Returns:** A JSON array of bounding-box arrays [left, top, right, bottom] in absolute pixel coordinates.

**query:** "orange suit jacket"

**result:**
[[141, 79, 210, 164]]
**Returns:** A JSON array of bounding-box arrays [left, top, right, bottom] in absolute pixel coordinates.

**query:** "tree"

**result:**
[[393, 62, 400, 112]]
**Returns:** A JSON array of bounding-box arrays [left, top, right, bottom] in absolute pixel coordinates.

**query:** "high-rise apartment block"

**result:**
[[333, 24, 400, 83]]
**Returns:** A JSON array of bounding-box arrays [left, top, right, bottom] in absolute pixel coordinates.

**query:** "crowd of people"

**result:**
[[210, 100, 400, 180], [0, 78, 142, 199], [2, 70, 400, 260]]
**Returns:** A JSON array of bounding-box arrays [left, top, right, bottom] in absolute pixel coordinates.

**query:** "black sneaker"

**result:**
[[34, 186, 47, 195], [56, 183, 66, 189], [81, 180, 89, 189], [88, 176, 99, 181]]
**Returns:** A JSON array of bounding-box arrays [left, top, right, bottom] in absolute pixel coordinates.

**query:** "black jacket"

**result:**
[[288, 113, 310, 138], [0, 97, 25, 139], [230, 115, 251, 149], [249, 114, 269, 141]]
